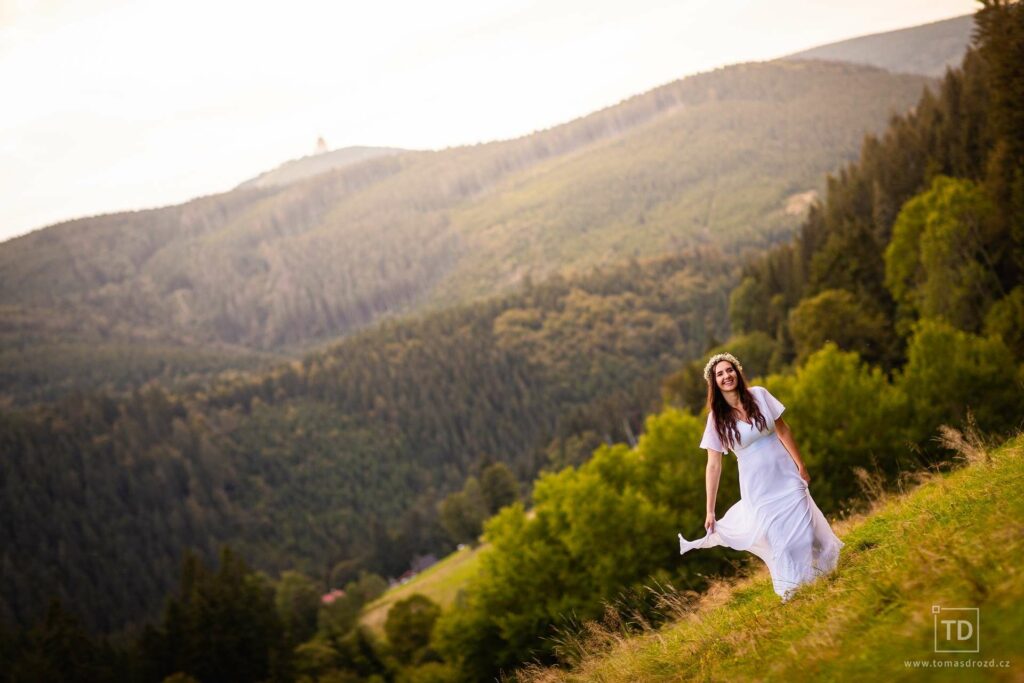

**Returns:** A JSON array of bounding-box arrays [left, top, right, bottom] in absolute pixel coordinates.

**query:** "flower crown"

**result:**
[[703, 352, 743, 384]]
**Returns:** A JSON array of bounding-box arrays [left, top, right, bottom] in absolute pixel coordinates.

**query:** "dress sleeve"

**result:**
[[699, 413, 726, 453], [757, 386, 786, 421]]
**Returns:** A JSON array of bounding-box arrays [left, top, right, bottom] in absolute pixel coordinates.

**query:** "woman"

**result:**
[[678, 352, 843, 602]]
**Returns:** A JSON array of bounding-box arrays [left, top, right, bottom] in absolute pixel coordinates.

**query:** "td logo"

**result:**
[[932, 605, 980, 653]]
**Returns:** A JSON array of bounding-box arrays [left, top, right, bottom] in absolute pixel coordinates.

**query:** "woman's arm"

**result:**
[[705, 449, 723, 532], [775, 417, 811, 484]]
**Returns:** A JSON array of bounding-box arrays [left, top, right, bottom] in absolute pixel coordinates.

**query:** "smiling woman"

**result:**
[[678, 351, 844, 602]]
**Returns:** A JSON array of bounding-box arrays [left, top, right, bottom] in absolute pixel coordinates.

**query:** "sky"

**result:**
[[0, 0, 977, 243]]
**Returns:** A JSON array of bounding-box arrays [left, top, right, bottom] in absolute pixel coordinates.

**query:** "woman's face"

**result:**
[[713, 360, 738, 392]]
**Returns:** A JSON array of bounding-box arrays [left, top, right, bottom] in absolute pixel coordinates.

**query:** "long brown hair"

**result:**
[[705, 358, 767, 450]]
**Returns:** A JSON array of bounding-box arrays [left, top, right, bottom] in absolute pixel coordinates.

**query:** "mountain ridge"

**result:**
[[0, 60, 931, 407], [2, 13, 978, 406], [783, 13, 973, 77]]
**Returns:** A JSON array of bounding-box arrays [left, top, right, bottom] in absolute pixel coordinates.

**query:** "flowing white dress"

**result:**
[[678, 386, 844, 601]]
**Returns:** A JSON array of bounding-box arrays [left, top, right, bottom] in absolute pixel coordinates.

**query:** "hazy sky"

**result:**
[[0, 0, 976, 243]]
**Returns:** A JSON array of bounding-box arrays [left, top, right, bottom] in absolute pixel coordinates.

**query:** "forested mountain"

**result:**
[[0, 60, 929, 405], [784, 14, 973, 77], [0, 249, 737, 635]]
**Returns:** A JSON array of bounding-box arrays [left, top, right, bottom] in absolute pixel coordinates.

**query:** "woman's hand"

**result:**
[[705, 512, 716, 533], [797, 464, 811, 485]]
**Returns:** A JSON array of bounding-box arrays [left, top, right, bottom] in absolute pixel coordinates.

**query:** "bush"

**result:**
[[384, 594, 441, 664], [899, 318, 1023, 442], [884, 176, 1000, 334], [984, 286, 1024, 360], [787, 289, 892, 367], [762, 343, 912, 512]]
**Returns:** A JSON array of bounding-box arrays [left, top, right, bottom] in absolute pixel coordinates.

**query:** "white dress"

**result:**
[[678, 386, 844, 601]]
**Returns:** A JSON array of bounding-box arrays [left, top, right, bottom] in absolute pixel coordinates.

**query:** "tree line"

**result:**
[[0, 250, 737, 637]]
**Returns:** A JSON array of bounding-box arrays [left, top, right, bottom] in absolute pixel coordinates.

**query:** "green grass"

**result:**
[[359, 543, 487, 638], [518, 433, 1024, 682]]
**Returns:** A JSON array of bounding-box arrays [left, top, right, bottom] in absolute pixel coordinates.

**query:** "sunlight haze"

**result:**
[[0, 0, 976, 242]]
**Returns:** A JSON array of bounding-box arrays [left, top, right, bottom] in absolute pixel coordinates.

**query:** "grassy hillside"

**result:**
[[359, 544, 485, 638], [0, 60, 930, 405], [784, 14, 973, 77], [518, 433, 1023, 682]]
